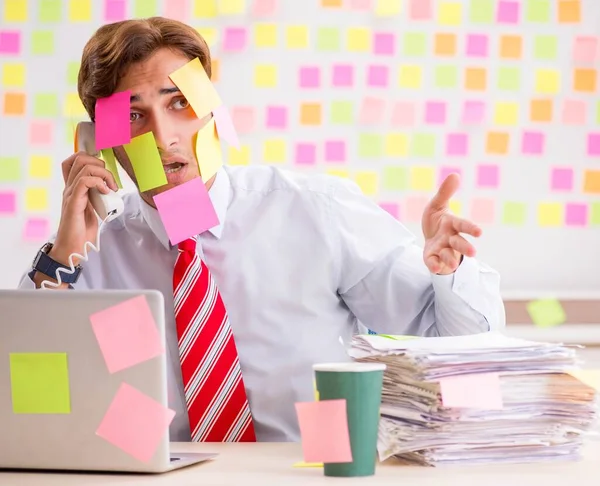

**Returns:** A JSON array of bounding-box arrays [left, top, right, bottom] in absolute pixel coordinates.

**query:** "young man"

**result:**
[[19, 18, 505, 443]]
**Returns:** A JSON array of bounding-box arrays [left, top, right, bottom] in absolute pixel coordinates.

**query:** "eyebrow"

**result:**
[[130, 87, 181, 103]]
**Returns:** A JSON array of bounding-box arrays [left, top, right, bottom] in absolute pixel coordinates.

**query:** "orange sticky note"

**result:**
[[3, 92, 26, 115], [486, 132, 509, 154], [434, 33, 456, 56], [584, 170, 600, 194], [440, 373, 503, 409], [295, 399, 353, 464], [574, 69, 597, 92], [465, 68, 487, 91], [558, 0, 580, 23], [169, 57, 222, 119], [499, 35, 522, 59], [530, 99, 553, 122], [300, 102, 322, 125]]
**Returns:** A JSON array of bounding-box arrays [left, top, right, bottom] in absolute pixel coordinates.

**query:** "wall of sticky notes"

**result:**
[[0, 0, 599, 296]]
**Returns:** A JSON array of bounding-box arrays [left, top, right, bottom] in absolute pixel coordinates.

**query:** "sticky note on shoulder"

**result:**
[[526, 298, 566, 328], [169, 58, 222, 119]]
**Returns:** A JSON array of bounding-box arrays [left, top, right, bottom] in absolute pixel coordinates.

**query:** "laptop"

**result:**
[[0, 289, 217, 473]]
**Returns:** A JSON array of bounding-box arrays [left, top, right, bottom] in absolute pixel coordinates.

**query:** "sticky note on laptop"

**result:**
[[169, 57, 222, 119]]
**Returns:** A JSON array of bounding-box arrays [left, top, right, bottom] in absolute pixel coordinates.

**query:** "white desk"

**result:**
[[1, 442, 599, 485]]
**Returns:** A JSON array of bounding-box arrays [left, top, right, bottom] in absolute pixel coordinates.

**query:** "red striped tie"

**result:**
[[173, 236, 256, 442]]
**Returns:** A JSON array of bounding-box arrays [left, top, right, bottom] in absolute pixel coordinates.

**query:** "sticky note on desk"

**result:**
[[95, 90, 131, 150], [123, 131, 167, 192], [440, 373, 503, 409], [295, 399, 353, 464], [90, 295, 165, 374], [526, 298, 566, 328], [169, 57, 222, 119], [10, 353, 71, 414], [195, 117, 224, 182]]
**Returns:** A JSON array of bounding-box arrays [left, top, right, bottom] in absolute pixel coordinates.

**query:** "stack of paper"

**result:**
[[349, 331, 599, 466]]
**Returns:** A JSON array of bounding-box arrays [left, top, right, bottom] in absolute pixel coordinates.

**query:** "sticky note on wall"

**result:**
[[526, 298, 566, 327]]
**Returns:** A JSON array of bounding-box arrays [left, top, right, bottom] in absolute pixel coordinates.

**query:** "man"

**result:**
[[19, 17, 505, 443]]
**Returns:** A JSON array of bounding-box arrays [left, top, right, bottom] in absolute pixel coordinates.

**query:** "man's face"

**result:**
[[112, 47, 211, 205]]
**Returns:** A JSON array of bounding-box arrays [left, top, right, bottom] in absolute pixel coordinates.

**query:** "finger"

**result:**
[[70, 176, 111, 201], [65, 153, 107, 188], [439, 248, 460, 271], [450, 216, 482, 237], [69, 162, 118, 192], [429, 173, 460, 211], [449, 234, 476, 257], [424, 254, 442, 274]]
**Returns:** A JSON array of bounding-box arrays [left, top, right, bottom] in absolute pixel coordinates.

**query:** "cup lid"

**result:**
[[312, 362, 386, 372]]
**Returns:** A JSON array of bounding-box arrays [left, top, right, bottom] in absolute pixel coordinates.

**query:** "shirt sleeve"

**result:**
[[328, 177, 505, 337]]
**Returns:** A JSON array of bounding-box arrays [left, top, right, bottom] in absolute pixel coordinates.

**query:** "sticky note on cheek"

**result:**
[[169, 57, 222, 119], [195, 118, 223, 182], [100, 148, 123, 189], [123, 131, 167, 192]]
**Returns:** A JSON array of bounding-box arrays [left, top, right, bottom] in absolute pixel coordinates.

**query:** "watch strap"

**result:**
[[32, 247, 82, 284]]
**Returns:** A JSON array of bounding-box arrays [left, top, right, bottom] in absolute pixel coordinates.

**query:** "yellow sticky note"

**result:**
[[194, 0, 217, 17], [568, 370, 600, 391], [254, 24, 277, 47], [448, 199, 462, 215], [195, 118, 223, 182], [29, 156, 52, 179], [286, 25, 309, 49], [535, 69, 560, 94], [264, 139, 286, 163], [100, 148, 123, 189], [4, 0, 28, 22], [526, 298, 566, 328], [254, 64, 278, 87], [537, 202, 563, 227], [326, 169, 349, 178], [2, 63, 25, 87], [218, 0, 245, 14], [410, 167, 434, 191], [347, 27, 370, 52], [69, 0, 92, 21], [438, 2, 462, 25], [494, 102, 519, 126], [293, 462, 324, 468], [398, 65, 422, 89], [169, 58, 222, 119], [355, 171, 378, 196], [385, 133, 409, 157], [375, 0, 401, 16], [26, 188, 49, 211], [64, 93, 86, 117], [196, 27, 218, 47], [228, 145, 250, 165], [123, 132, 168, 192]]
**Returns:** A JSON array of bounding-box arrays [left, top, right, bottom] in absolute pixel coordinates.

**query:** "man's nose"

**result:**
[[150, 112, 178, 151]]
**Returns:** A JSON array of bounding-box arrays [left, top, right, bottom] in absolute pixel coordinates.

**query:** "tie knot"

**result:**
[[178, 236, 197, 253]]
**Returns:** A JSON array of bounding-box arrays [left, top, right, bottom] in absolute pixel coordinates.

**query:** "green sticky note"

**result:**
[[590, 202, 600, 225], [469, 0, 494, 23], [410, 133, 436, 158], [330, 101, 354, 124], [502, 201, 527, 225], [378, 334, 418, 340], [435, 65, 458, 88], [317, 27, 340, 51], [596, 101, 600, 124], [100, 148, 123, 189], [0, 157, 21, 181], [10, 353, 71, 414], [534, 35, 557, 60], [31, 31, 54, 55], [358, 134, 383, 158], [134, 0, 157, 17], [525, 0, 550, 22], [67, 62, 80, 85], [498, 67, 521, 91], [34, 93, 59, 117], [526, 298, 566, 328], [402, 33, 426, 56], [383, 166, 408, 190], [123, 132, 167, 192], [39, 0, 62, 22]]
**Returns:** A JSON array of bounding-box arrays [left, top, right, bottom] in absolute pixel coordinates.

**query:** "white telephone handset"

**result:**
[[74, 121, 124, 222]]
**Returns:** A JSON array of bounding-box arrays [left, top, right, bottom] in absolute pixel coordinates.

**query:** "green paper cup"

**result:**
[[313, 362, 386, 477]]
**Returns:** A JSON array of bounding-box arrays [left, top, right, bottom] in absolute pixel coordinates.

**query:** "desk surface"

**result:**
[[1, 442, 599, 485]]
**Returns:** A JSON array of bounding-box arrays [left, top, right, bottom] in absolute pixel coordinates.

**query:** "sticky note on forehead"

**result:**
[[169, 58, 222, 119]]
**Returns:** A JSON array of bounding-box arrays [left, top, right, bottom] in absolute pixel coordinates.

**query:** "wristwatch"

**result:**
[[32, 242, 82, 284]]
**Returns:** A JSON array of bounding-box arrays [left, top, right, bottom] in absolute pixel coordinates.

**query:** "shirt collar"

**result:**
[[139, 167, 230, 250]]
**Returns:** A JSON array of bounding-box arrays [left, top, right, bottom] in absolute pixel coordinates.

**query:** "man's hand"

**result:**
[[422, 173, 482, 275]]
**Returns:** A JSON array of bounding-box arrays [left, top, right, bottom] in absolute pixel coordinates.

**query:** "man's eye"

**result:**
[[130, 112, 140, 122], [173, 98, 190, 109]]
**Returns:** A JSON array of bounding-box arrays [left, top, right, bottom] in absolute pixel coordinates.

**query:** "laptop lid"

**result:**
[[0, 289, 174, 473]]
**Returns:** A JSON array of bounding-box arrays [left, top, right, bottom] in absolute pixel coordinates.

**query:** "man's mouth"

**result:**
[[163, 162, 185, 174]]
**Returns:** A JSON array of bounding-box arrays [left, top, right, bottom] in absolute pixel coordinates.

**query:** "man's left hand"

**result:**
[[422, 173, 482, 275]]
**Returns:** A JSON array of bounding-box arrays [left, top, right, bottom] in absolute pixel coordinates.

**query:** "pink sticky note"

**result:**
[[425, 101, 446, 124], [95, 90, 131, 151], [466, 34, 488, 57], [588, 133, 600, 156], [252, 0, 277, 15], [562, 100, 586, 125], [349, 0, 372, 9], [153, 177, 219, 245], [164, 0, 188, 20], [522, 131, 545, 155], [367, 65, 389, 88], [379, 202, 400, 219], [462, 101, 486, 124], [213, 105, 240, 148], [409, 0, 432, 19], [447, 133, 468, 156], [391, 101, 416, 127], [573, 36, 598, 64], [223, 27, 247, 51], [96, 383, 175, 463], [265, 105, 288, 129], [29, 121, 53, 145], [299, 66, 321, 89], [440, 373, 504, 409], [439, 166, 462, 185], [477, 164, 500, 188], [89, 295, 165, 374], [332, 64, 354, 87], [295, 399, 352, 464], [470, 198, 495, 224], [565, 203, 587, 226], [295, 143, 316, 165], [325, 140, 346, 162], [373, 32, 395, 56], [0, 31, 20, 55], [104, 0, 126, 21], [0, 191, 17, 214], [359, 97, 385, 125], [551, 167, 574, 191], [231, 106, 255, 134], [23, 218, 50, 241], [405, 196, 428, 222], [497, 0, 520, 24]]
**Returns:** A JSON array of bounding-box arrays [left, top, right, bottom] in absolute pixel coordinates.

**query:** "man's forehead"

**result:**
[[117, 49, 189, 93]]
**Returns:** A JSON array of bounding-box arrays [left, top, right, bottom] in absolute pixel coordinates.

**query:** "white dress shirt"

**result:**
[[19, 165, 505, 442]]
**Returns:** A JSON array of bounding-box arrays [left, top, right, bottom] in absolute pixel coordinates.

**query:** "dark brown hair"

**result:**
[[78, 17, 211, 121]]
